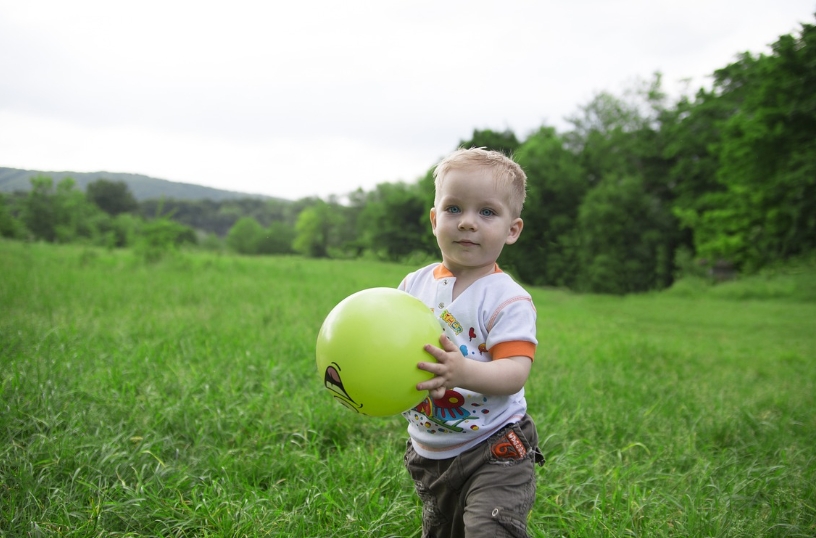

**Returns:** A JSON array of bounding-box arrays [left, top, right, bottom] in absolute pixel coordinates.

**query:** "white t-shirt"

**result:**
[[398, 263, 537, 459]]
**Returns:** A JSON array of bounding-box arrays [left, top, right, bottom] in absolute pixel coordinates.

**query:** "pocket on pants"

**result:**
[[487, 421, 534, 466]]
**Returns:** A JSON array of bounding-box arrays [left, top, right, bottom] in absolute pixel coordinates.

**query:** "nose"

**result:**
[[457, 213, 476, 231]]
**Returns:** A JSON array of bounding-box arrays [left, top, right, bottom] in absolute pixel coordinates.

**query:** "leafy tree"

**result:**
[[324, 194, 367, 258], [293, 200, 342, 258], [199, 232, 224, 252], [565, 73, 671, 192], [458, 128, 521, 155], [135, 217, 197, 262], [106, 213, 141, 248], [662, 86, 730, 255], [504, 127, 587, 287], [561, 74, 679, 292], [565, 92, 644, 186], [225, 216, 293, 256], [226, 216, 265, 254], [290, 197, 366, 258], [53, 178, 107, 243], [137, 197, 296, 237], [86, 179, 138, 216], [358, 182, 429, 261], [257, 221, 295, 255], [576, 175, 674, 294], [0, 193, 24, 238], [269, 198, 301, 227], [685, 20, 816, 270], [22, 176, 58, 241], [21, 176, 107, 244]]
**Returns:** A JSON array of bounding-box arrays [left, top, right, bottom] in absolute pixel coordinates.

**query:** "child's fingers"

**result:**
[[417, 360, 440, 373], [416, 373, 446, 395], [422, 342, 448, 362], [416, 360, 446, 391], [438, 334, 457, 351], [419, 334, 456, 363]]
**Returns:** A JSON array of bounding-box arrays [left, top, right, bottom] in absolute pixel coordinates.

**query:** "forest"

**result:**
[[1, 18, 814, 295]]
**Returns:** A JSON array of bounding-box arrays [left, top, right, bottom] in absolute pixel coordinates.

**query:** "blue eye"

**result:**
[[480, 208, 495, 217], [446, 206, 461, 214]]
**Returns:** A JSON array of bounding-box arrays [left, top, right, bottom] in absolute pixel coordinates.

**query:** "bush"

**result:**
[[226, 216, 264, 255], [135, 217, 197, 262], [0, 193, 25, 239], [257, 221, 295, 255], [199, 232, 225, 252]]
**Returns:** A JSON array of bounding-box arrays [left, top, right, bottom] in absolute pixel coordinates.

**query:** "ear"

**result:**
[[430, 207, 438, 236], [505, 218, 523, 245]]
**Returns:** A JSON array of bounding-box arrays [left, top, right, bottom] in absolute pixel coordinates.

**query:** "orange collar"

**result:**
[[432, 263, 502, 280]]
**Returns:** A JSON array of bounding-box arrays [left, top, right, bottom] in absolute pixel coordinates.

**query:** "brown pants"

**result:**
[[404, 415, 544, 538]]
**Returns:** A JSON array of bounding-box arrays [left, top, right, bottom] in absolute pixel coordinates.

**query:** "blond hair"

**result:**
[[433, 147, 527, 217]]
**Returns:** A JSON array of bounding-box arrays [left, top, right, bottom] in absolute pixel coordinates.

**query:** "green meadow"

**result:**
[[1, 240, 815, 537]]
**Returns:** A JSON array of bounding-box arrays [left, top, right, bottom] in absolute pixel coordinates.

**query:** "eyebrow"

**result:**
[[438, 193, 507, 208]]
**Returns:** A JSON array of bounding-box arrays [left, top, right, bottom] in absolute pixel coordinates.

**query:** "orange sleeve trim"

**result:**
[[491, 341, 536, 361]]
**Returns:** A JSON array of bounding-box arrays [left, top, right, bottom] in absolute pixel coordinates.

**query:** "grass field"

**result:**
[[1, 240, 815, 537]]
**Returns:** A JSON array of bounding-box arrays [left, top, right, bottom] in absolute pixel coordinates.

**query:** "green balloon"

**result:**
[[316, 287, 440, 417]]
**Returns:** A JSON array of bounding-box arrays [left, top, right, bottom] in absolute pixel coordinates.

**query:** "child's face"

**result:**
[[431, 167, 523, 276]]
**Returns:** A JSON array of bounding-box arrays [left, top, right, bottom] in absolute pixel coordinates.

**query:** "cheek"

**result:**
[[434, 214, 452, 231]]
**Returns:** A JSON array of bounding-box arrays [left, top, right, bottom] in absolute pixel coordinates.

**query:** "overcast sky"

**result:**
[[1, 1, 813, 200]]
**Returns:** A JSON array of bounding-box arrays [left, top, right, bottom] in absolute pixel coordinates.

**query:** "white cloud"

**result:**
[[1, 0, 813, 199], [0, 109, 439, 199]]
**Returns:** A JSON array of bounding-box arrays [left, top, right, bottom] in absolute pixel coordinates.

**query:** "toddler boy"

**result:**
[[399, 147, 543, 537]]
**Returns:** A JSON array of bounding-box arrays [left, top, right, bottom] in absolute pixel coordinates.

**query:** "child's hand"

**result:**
[[416, 334, 468, 400]]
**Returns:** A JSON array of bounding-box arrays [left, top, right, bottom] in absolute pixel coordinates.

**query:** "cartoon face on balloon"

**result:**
[[323, 362, 363, 412]]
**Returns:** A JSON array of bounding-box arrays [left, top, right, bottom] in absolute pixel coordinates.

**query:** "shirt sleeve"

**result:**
[[485, 295, 537, 361], [398, 272, 414, 292]]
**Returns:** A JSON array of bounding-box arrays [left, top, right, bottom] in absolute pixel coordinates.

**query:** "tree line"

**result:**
[[1, 18, 813, 294]]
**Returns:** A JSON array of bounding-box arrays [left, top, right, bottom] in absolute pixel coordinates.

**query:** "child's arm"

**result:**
[[416, 334, 532, 399]]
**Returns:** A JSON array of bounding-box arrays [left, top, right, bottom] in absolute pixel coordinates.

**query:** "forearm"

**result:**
[[417, 336, 533, 398], [458, 356, 531, 396]]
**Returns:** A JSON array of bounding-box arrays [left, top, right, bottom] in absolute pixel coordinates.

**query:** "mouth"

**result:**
[[455, 240, 479, 247]]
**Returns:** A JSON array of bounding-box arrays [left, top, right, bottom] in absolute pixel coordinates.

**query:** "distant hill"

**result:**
[[0, 167, 282, 202]]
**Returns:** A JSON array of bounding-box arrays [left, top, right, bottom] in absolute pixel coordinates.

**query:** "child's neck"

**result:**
[[446, 263, 498, 300]]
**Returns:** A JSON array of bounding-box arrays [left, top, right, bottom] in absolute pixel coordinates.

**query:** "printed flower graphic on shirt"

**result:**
[[413, 389, 475, 433]]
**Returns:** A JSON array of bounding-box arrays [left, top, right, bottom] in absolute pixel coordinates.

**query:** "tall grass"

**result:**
[[1, 240, 815, 536]]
